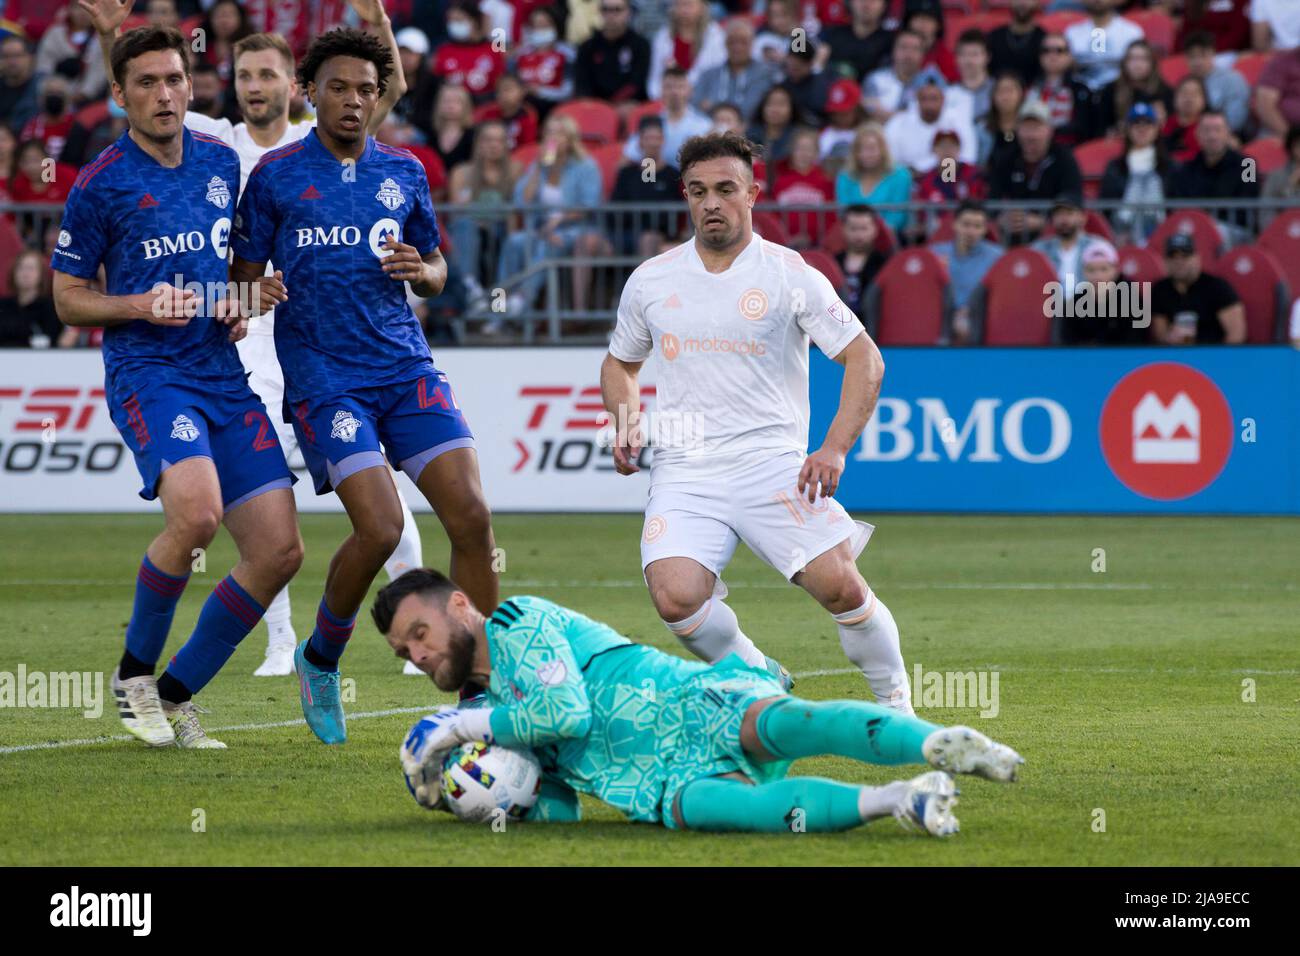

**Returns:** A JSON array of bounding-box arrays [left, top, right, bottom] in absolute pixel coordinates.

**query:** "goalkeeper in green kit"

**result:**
[[373, 571, 1023, 835]]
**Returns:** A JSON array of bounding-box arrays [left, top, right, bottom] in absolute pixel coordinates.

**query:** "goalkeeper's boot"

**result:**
[[763, 655, 795, 692], [294, 640, 347, 744], [923, 726, 1024, 783], [893, 771, 959, 837], [163, 700, 227, 749], [112, 667, 175, 747]]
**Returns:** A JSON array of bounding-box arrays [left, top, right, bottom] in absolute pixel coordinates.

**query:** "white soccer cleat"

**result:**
[[112, 667, 175, 747], [164, 700, 227, 749], [402, 660, 425, 676], [923, 726, 1024, 782], [893, 771, 959, 837], [254, 641, 295, 677]]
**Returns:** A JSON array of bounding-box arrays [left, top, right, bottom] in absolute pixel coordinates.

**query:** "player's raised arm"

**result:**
[[348, 0, 408, 134], [80, 0, 130, 81]]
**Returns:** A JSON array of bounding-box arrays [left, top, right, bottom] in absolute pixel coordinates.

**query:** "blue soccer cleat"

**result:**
[[295, 640, 346, 744]]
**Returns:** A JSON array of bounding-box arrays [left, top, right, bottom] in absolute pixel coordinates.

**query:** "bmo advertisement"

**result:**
[[0, 347, 1296, 514]]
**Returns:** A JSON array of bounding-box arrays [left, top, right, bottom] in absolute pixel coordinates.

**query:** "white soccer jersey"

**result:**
[[609, 234, 864, 484], [184, 112, 314, 337]]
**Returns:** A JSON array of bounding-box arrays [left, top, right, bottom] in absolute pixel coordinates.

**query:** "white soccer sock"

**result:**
[[263, 586, 296, 649], [665, 597, 767, 667], [857, 780, 910, 821], [835, 590, 914, 714], [384, 492, 423, 581]]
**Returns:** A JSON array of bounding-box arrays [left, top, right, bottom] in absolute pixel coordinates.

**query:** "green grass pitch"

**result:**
[[0, 512, 1296, 866]]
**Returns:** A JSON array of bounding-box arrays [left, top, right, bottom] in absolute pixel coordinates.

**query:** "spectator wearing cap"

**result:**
[[0, 35, 40, 135], [1101, 102, 1172, 244], [1150, 233, 1246, 344], [1027, 32, 1100, 148], [1168, 110, 1260, 236], [1183, 31, 1250, 136], [835, 204, 891, 323], [988, 0, 1045, 88], [1256, 44, 1300, 138], [1059, 240, 1151, 345], [818, 0, 894, 82], [930, 201, 1003, 345], [574, 0, 651, 105], [862, 29, 947, 123], [1032, 195, 1108, 293], [432, 1, 507, 102], [884, 80, 978, 175], [988, 98, 1083, 242], [1065, 0, 1144, 92], [819, 78, 866, 168], [1096, 40, 1171, 138], [781, 43, 834, 127], [691, 17, 778, 120], [623, 66, 711, 165], [772, 127, 837, 248], [836, 121, 913, 232], [1163, 76, 1207, 164], [393, 27, 441, 138], [1261, 125, 1300, 227], [945, 30, 995, 130], [647, 0, 727, 101], [1251, 0, 1300, 52], [1177, 0, 1251, 53], [910, 128, 987, 241]]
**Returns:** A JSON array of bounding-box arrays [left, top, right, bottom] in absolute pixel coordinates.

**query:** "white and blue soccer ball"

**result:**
[[441, 741, 542, 823]]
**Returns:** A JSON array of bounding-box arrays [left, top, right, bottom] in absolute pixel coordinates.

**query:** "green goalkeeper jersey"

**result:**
[[482, 596, 788, 824]]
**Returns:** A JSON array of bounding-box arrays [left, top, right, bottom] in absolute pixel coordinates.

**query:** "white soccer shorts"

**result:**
[[640, 451, 874, 587], [236, 333, 303, 470]]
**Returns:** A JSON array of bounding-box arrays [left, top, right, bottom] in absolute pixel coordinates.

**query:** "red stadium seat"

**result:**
[[800, 248, 847, 293], [1129, 10, 1175, 54], [942, 11, 1011, 50], [0, 217, 25, 297], [1258, 209, 1300, 294], [972, 248, 1057, 345], [1116, 244, 1165, 283], [622, 101, 663, 139], [1147, 210, 1225, 264], [1084, 209, 1116, 243], [1075, 137, 1124, 180], [1158, 53, 1189, 87], [512, 141, 541, 170], [1232, 52, 1271, 87], [553, 99, 620, 145], [863, 248, 952, 345], [1210, 245, 1291, 343], [751, 209, 792, 246], [587, 143, 627, 198], [1039, 12, 1087, 34], [873, 213, 898, 256], [821, 220, 845, 254], [1243, 137, 1287, 177]]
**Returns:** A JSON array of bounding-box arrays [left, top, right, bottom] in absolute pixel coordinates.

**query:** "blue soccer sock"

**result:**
[[160, 575, 265, 702], [122, 553, 190, 674], [677, 776, 869, 833], [306, 598, 356, 671], [755, 696, 942, 766]]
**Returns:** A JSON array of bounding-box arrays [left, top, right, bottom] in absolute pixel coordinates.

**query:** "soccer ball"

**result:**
[[441, 741, 542, 823]]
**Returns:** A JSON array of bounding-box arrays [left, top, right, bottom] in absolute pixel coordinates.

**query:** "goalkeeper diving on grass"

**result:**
[[373, 570, 1024, 835]]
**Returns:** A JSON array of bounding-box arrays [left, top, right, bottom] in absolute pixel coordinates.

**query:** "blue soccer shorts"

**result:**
[[288, 369, 475, 495], [108, 377, 295, 509]]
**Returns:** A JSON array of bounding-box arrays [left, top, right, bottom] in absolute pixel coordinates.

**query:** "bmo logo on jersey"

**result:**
[[140, 218, 231, 260], [292, 219, 402, 258]]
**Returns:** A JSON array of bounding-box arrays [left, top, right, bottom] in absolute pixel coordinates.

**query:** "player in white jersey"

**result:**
[[85, 0, 426, 676], [601, 131, 915, 713]]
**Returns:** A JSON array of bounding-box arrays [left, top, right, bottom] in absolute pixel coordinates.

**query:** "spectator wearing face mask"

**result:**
[[34, 2, 106, 106], [512, 6, 575, 119], [19, 76, 74, 163], [433, 1, 507, 102]]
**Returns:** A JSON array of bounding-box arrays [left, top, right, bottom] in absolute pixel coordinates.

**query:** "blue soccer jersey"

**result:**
[[230, 130, 442, 404], [51, 127, 245, 394]]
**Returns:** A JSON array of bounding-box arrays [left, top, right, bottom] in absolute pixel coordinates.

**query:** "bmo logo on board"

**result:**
[[1100, 363, 1233, 500]]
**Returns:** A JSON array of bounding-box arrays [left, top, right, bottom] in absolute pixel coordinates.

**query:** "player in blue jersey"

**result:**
[[376, 570, 1025, 835], [230, 29, 497, 745], [50, 27, 303, 749]]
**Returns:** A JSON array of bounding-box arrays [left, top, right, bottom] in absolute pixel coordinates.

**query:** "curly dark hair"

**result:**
[[297, 28, 394, 96]]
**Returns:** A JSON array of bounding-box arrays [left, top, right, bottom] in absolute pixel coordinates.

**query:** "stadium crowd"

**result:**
[[3, 0, 1300, 346]]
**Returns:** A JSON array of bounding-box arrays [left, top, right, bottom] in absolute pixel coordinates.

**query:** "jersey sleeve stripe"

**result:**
[[72, 148, 123, 189], [374, 143, 421, 165], [191, 131, 236, 150]]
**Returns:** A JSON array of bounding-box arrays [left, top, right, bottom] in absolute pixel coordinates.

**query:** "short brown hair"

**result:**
[[110, 26, 190, 87], [233, 32, 295, 73], [677, 131, 760, 178]]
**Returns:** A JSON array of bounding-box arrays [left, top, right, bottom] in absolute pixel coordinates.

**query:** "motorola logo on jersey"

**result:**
[[1100, 362, 1233, 500], [141, 219, 232, 261]]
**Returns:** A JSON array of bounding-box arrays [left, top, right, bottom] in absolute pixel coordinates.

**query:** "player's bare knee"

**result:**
[[650, 586, 708, 625], [170, 503, 222, 547], [443, 495, 493, 553], [267, 533, 304, 585]]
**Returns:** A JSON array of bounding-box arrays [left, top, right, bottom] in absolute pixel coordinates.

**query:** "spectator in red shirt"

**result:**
[[910, 127, 987, 241], [772, 126, 836, 247], [19, 75, 74, 162], [1176, 0, 1251, 54], [432, 1, 506, 102], [512, 6, 575, 120], [376, 115, 448, 201], [198, 0, 254, 85], [0, 124, 13, 203], [1164, 76, 1207, 163], [477, 73, 539, 150], [8, 138, 75, 240], [647, 0, 726, 100], [906, 8, 959, 84]]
